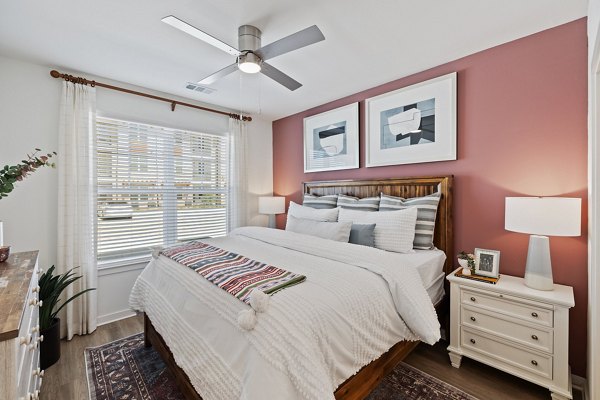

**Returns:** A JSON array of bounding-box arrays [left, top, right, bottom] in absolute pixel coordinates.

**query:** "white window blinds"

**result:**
[[96, 117, 228, 263]]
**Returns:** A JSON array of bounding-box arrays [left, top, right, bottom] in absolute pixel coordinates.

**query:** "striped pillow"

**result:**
[[337, 194, 380, 211], [379, 192, 441, 250], [303, 194, 339, 209]]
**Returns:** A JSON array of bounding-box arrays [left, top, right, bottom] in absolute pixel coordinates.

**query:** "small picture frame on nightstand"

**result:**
[[474, 248, 500, 278]]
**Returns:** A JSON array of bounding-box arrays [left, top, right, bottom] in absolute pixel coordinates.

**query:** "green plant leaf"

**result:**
[[38, 265, 95, 329], [52, 288, 96, 317]]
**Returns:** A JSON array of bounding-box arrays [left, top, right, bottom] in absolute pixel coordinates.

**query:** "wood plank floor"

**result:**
[[39, 315, 582, 400]]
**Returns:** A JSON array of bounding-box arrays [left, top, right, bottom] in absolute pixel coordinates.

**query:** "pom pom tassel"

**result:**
[[250, 289, 270, 313], [238, 290, 269, 331], [237, 309, 257, 330]]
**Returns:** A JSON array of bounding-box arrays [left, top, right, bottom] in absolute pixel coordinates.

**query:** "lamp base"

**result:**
[[524, 235, 554, 291], [267, 214, 276, 229]]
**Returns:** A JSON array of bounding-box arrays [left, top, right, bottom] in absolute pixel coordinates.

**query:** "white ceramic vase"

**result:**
[[458, 258, 471, 275]]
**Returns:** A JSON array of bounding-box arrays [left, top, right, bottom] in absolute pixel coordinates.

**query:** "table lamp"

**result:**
[[505, 197, 581, 290], [259, 196, 285, 228]]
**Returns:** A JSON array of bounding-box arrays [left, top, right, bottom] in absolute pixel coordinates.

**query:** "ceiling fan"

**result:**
[[162, 16, 325, 91]]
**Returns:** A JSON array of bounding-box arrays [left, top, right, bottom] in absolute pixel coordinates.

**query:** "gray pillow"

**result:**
[[303, 193, 339, 209], [337, 194, 380, 211], [349, 224, 376, 247]]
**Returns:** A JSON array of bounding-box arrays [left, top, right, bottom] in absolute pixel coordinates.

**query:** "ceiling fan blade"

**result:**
[[198, 63, 239, 85], [162, 16, 241, 56], [255, 25, 325, 61], [261, 62, 302, 91]]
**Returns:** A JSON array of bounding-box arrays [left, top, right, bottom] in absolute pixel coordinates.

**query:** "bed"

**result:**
[[130, 176, 454, 400]]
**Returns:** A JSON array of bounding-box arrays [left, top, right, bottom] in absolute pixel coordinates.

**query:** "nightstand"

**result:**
[[446, 268, 575, 400]]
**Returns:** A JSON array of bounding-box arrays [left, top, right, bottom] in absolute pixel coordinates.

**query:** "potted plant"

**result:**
[[0, 148, 56, 261], [38, 265, 95, 369], [458, 251, 476, 275]]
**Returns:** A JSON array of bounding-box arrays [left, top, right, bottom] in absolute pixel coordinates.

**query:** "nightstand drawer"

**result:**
[[461, 327, 552, 380], [461, 305, 553, 353], [461, 289, 553, 327]]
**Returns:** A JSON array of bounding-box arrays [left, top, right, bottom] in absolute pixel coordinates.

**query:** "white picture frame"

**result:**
[[365, 72, 457, 167], [474, 248, 501, 278], [303, 103, 359, 173]]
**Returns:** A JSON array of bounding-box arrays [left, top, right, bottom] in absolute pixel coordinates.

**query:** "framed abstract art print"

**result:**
[[303, 103, 359, 173], [365, 72, 457, 167]]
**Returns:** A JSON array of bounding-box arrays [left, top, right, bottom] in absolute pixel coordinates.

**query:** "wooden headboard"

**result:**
[[303, 176, 454, 277]]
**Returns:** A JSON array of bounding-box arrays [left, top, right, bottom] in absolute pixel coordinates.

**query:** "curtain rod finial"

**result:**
[[50, 70, 61, 78]]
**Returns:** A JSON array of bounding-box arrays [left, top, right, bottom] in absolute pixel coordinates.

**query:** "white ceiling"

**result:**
[[0, 0, 587, 121]]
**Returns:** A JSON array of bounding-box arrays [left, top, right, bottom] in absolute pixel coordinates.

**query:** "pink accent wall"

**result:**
[[272, 19, 588, 375]]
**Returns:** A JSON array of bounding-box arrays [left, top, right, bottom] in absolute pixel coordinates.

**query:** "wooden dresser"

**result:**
[[447, 268, 575, 400], [0, 251, 43, 400]]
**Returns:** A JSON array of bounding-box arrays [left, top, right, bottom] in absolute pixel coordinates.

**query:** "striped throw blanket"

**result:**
[[160, 241, 306, 305]]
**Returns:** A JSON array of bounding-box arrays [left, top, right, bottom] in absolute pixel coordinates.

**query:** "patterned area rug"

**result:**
[[85, 333, 477, 400]]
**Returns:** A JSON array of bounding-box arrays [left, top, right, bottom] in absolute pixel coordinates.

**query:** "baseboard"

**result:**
[[572, 374, 588, 400], [97, 309, 137, 326]]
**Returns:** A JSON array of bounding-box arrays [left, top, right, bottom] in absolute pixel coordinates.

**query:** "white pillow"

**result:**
[[285, 215, 352, 242], [338, 207, 418, 253], [287, 201, 339, 222]]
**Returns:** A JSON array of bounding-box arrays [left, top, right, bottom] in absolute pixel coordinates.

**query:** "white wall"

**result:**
[[0, 56, 60, 268], [246, 116, 274, 227], [0, 55, 273, 325]]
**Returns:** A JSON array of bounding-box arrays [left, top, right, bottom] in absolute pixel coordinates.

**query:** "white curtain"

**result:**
[[227, 118, 248, 232], [57, 81, 98, 339]]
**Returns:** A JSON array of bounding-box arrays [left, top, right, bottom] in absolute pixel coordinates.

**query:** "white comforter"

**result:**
[[129, 227, 440, 400]]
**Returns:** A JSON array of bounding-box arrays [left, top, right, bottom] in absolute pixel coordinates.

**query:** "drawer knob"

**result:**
[[20, 334, 32, 345], [531, 312, 538, 318], [31, 325, 40, 334], [531, 360, 538, 366], [470, 316, 476, 322], [29, 298, 38, 306], [38, 335, 44, 343], [470, 296, 476, 302], [37, 300, 43, 307], [470, 338, 476, 344], [32, 285, 40, 293], [39, 369, 45, 378], [531, 334, 539, 341]]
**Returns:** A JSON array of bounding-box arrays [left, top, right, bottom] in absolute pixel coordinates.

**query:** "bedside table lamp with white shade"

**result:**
[[505, 197, 581, 291], [259, 196, 285, 228]]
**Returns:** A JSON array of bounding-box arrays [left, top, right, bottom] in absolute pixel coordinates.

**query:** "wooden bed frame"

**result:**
[[144, 176, 454, 400]]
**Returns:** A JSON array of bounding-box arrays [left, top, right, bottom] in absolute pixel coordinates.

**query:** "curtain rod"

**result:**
[[49, 70, 252, 122]]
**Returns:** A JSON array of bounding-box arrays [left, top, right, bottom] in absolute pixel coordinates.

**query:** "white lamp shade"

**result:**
[[505, 197, 581, 237], [258, 196, 285, 215]]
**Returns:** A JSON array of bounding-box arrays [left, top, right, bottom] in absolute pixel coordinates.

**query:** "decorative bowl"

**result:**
[[0, 246, 10, 263]]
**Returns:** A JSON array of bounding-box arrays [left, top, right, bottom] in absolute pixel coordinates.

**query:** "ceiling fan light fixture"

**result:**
[[238, 53, 262, 74]]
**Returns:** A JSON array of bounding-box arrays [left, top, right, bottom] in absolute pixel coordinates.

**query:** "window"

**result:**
[[96, 117, 228, 264]]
